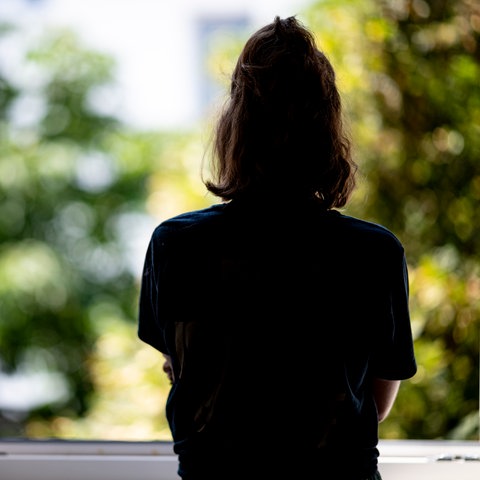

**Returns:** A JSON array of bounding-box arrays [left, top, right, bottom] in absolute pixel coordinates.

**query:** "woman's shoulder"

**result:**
[[150, 203, 228, 240], [330, 210, 405, 252]]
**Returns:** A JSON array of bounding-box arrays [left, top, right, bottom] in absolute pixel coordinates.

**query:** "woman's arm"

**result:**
[[373, 378, 401, 422], [162, 354, 175, 384]]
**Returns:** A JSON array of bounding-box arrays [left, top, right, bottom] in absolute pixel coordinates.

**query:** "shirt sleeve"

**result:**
[[138, 230, 168, 354], [371, 247, 417, 381]]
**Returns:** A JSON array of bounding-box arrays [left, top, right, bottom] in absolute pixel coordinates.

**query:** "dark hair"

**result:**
[[204, 16, 356, 209]]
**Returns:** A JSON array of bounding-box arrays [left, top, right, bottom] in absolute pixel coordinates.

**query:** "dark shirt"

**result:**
[[138, 196, 417, 480]]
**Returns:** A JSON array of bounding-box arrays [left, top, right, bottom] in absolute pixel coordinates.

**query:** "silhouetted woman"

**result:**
[[139, 16, 417, 480]]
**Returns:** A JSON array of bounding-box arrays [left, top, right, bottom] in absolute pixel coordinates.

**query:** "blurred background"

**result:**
[[0, 0, 478, 441]]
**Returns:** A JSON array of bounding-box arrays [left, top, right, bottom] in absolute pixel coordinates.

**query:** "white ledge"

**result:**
[[0, 439, 479, 480]]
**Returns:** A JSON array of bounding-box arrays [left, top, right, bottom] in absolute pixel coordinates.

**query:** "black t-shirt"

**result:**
[[138, 197, 417, 480]]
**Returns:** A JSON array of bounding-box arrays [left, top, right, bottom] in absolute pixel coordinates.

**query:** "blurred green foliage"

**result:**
[[0, 0, 479, 441]]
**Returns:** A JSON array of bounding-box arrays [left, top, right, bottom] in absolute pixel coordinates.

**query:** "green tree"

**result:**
[[0, 24, 124, 432], [0, 23, 193, 436]]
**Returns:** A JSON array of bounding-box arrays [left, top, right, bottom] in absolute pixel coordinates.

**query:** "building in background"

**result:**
[[0, 0, 309, 130]]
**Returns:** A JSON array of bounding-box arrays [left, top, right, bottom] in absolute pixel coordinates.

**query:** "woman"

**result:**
[[138, 16, 417, 480]]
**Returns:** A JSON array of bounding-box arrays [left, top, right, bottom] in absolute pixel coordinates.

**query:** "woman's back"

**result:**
[[139, 196, 416, 479]]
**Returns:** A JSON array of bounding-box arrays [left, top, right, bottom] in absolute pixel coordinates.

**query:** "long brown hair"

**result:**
[[205, 16, 356, 209]]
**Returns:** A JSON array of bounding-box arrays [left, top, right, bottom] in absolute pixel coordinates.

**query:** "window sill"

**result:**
[[0, 439, 479, 480]]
